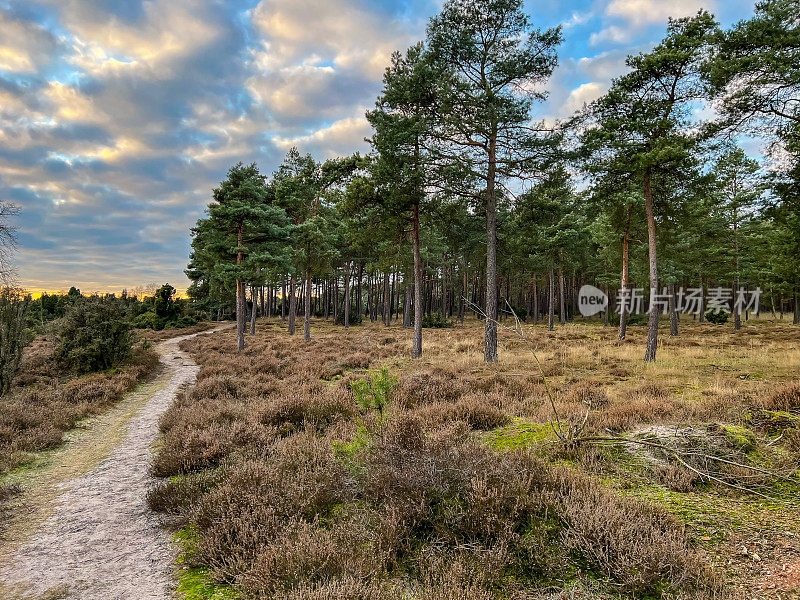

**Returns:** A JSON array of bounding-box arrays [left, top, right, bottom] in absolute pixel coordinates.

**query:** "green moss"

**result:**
[[720, 424, 757, 452], [173, 528, 239, 599], [484, 420, 557, 451], [176, 568, 239, 600], [757, 410, 800, 432]]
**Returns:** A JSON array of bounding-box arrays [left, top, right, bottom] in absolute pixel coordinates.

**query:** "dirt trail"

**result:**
[[0, 326, 228, 600]]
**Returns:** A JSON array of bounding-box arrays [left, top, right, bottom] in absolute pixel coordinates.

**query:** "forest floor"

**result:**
[[148, 316, 800, 600], [0, 325, 231, 600]]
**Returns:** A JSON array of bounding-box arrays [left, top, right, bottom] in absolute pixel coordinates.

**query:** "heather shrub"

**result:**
[[149, 323, 725, 599], [0, 346, 158, 477], [558, 475, 713, 594]]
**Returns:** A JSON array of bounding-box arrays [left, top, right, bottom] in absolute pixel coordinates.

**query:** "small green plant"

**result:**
[[350, 367, 397, 419]]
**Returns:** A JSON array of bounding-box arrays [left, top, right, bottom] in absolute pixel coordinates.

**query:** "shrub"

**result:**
[[422, 313, 453, 328], [704, 310, 729, 325], [335, 311, 363, 326], [608, 312, 649, 326], [0, 289, 30, 394], [53, 299, 133, 373], [133, 311, 162, 330]]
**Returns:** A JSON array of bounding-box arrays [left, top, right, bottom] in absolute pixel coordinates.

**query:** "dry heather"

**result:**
[[0, 335, 160, 483], [150, 317, 800, 598]]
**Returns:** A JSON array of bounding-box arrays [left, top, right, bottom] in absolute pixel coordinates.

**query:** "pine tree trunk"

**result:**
[[249, 285, 257, 336], [236, 225, 245, 351], [333, 277, 339, 322], [699, 280, 705, 323], [236, 280, 245, 351], [304, 272, 312, 341], [412, 204, 423, 358], [644, 170, 659, 362], [288, 276, 297, 335], [344, 262, 351, 329], [548, 269, 555, 331], [403, 279, 412, 329], [459, 268, 466, 323], [484, 129, 499, 362], [558, 265, 566, 326], [619, 210, 631, 341], [383, 271, 391, 327], [281, 278, 286, 322], [669, 283, 678, 336], [357, 262, 363, 320]]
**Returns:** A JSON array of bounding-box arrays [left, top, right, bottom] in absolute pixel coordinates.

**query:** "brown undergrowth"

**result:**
[[150, 317, 800, 598], [0, 332, 163, 512]]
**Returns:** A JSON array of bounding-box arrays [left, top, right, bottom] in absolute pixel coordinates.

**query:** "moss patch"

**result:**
[[719, 424, 757, 452], [484, 420, 557, 451], [176, 568, 239, 600], [174, 528, 239, 600]]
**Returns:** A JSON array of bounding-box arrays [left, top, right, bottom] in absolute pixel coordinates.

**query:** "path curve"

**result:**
[[0, 326, 228, 600]]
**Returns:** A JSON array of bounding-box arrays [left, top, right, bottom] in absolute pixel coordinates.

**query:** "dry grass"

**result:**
[[146, 316, 800, 597]]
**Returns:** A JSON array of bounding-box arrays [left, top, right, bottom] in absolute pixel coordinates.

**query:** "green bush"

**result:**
[[421, 313, 453, 328], [335, 310, 362, 326], [133, 311, 162, 330], [54, 300, 134, 373], [0, 289, 30, 394], [608, 312, 649, 326], [704, 310, 729, 325], [506, 306, 527, 321]]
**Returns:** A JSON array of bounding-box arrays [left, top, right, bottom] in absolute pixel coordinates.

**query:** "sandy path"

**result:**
[[0, 326, 228, 600]]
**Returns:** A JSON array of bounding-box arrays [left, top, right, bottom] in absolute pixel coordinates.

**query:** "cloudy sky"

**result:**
[[2, 0, 755, 294]]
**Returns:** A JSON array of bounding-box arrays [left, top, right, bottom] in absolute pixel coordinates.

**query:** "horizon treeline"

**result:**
[[187, 0, 800, 361]]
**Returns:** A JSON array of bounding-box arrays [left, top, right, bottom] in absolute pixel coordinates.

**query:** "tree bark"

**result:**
[[304, 271, 312, 341], [412, 204, 423, 358], [558, 265, 566, 326], [644, 170, 659, 362], [281, 278, 286, 322], [484, 128, 499, 362], [619, 209, 631, 341], [383, 271, 391, 327], [288, 275, 296, 335], [343, 261, 351, 328], [249, 285, 257, 336], [236, 225, 245, 351], [548, 269, 555, 331], [669, 283, 678, 336]]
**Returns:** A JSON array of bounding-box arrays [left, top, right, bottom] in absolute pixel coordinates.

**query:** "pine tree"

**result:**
[[426, 0, 562, 362], [581, 12, 717, 361], [191, 163, 292, 350], [366, 43, 440, 357]]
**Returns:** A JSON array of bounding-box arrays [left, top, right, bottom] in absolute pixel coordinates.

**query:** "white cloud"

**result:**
[[251, 0, 417, 79], [591, 0, 715, 46], [274, 114, 372, 158], [563, 82, 608, 115], [606, 0, 714, 27], [577, 48, 638, 80]]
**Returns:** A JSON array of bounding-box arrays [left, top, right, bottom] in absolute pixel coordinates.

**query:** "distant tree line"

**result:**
[[188, 0, 800, 362]]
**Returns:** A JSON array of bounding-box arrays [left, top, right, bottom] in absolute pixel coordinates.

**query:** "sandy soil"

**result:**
[[0, 327, 228, 600]]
